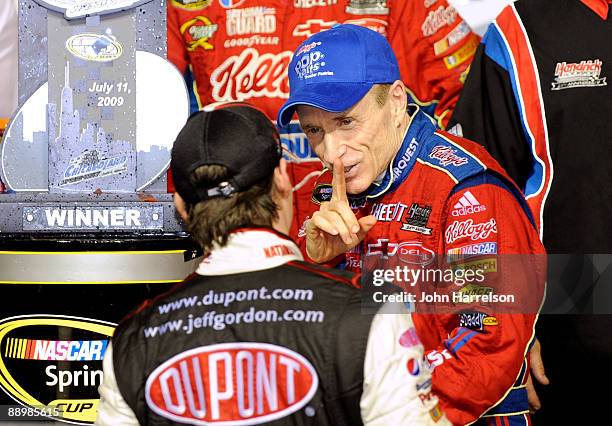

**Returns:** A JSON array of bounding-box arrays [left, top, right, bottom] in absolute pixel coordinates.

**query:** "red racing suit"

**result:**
[[167, 0, 480, 238], [298, 106, 546, 425]]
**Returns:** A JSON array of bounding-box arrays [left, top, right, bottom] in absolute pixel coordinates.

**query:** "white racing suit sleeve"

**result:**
[[95, 343, 139, 426], [361, 302, 451, 426]]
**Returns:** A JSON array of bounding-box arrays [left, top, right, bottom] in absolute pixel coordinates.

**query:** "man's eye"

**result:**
[[306, 127, 321, 135], [340, 118, 353, 126]]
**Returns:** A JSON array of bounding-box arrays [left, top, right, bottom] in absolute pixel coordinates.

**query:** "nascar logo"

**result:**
[[3, 339, 108, 361]]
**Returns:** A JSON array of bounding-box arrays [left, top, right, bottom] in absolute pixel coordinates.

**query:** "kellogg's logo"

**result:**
[[0, 315, 115, 424], [66, 33, 123, 62], [211, 49, 291, 102], [429, 145, 468, 167], [146, 342, 318, 424], [445, 218, 497, 244]]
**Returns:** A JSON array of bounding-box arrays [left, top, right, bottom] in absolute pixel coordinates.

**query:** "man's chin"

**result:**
[[346, 180, 371, 196]]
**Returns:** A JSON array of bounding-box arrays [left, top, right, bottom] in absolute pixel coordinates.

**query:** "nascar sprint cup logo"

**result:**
[[66, 33, 123, 62], [0, 315, 115, 424], [146, 342, 318, 425]]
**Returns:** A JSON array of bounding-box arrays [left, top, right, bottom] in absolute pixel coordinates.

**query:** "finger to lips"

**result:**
[[331, 158, 360, 233], [331, 158, 348, 202]]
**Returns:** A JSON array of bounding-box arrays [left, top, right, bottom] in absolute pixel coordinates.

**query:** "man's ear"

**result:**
[[273, 158, 292, 199], [173, 192, 190, 223], [389, 80, 408, 127]]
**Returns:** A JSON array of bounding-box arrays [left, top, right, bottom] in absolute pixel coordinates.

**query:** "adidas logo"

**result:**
[[451, 191, 487, 216]]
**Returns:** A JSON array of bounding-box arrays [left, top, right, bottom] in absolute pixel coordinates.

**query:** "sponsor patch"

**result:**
[[457, 283, 493, 297], [430, 404, 444, 422], [399, 327, 421, 347], [346, 0, 389, 15], [180, 16, 218, 51], [171, 0, 212, 10], [451, 190, 487, 216], [371, 202, 408, 222], [416, 377, 432, 392], [429, 145, 468, 167], [459, 312, 498, 330], [292, 19, 336, 37], [446, 242, 498, 262], [65, 33, 123, 62], [145, 342, 318, 424], [433, 22, 472, 56], [421, 5, 458, 37], [400, 203, 433, 235], [445, 218, 497, 244], [552, 59, 607, 90], [452, 257, 497, 273], [443, 36, 478, 69], [219, 0, 246, 8], [294, 46, 329, 80], [406, 358, 420, 376], [226, 7, 276, 37], [210, 49, 292, 102], [311, 183, 332, 204], [392, 138, 419, 179], [294, 0, 338, 8], [367, 239, 435, 266]]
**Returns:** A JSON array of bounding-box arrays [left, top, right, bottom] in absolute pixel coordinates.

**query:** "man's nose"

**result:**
[[322, 133, 346, 165]]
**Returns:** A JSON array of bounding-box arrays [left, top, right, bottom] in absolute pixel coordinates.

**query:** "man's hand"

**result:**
[[526, 338, 549, 413], [306, 159, 376, 263]]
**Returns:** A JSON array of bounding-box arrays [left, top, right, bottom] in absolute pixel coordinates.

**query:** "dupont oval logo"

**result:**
[[146, 342, 319, 425], [0, 315, 115, 424], [397, 242, 435, 266], [66, 33, 123, 62]]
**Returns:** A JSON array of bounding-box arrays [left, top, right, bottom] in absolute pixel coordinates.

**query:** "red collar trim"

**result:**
[[580, 0, 610, 19]]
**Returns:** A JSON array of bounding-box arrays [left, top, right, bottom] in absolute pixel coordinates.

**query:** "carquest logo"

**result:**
[[145, 342, 319, 425], [66, 33, 123, 62], [0, 315, 115, 424]]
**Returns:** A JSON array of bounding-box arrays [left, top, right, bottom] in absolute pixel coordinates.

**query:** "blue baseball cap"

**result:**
[[277, 24, 401, 127]]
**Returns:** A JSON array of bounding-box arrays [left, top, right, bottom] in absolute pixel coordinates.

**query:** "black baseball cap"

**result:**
[[170, 105, 282, 205]]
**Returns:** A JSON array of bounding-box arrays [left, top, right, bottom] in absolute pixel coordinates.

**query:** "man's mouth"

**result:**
[[343, 164, 357, 178]]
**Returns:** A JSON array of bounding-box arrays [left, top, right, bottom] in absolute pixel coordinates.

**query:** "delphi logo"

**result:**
[[0, 315, 116, 424], [146, 342, 318, 425]]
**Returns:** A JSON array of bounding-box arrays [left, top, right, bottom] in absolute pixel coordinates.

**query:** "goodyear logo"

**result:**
[[66, 33, 123, 62], [0, 315, 115, 424]]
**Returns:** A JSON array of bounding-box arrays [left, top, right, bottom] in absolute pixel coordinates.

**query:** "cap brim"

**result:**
[[277, 82, 374, 127]]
